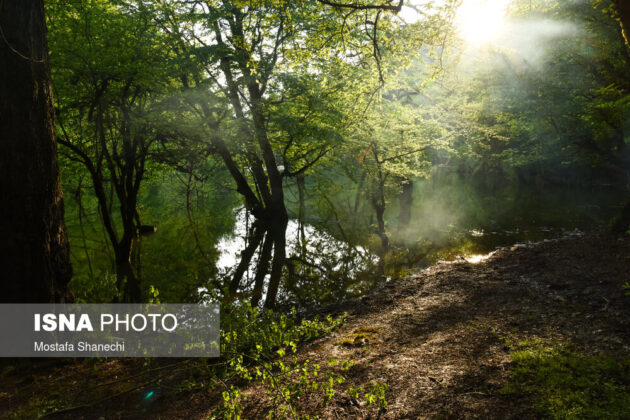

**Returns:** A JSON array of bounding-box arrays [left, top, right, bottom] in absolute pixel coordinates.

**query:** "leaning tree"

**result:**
[[155, 0, 405, 308]]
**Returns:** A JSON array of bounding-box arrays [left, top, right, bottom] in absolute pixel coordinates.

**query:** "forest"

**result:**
[[1, 0, 630, 418]]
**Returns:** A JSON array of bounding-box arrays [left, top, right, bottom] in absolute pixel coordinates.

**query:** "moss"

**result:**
[[355, 326, 380, 334], [336, 326, 380, 347], [337, 337, 359, 347]]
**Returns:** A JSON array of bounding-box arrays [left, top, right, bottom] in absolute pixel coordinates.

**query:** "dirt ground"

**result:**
[[2, 232, 630, 419]]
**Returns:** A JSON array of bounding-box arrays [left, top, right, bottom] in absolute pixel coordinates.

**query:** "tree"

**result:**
[[438, 0, 630, 187], [48, 0, 176, 302], [608, 0, 630, 232], [347, 97, 443, 275], [0, 0, 72, 302], [613, 0, 630, 45], [154, 0, 403, 308]]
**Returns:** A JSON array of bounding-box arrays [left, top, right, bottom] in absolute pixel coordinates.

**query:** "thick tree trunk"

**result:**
[[120, 206, 141, 302], [0, 0, 72, 303]]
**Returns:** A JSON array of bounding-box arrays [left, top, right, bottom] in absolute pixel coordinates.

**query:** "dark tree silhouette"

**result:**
[[610, 0, 630, 233], [0, 0, 72, 302], [614, 0, 630, 45]]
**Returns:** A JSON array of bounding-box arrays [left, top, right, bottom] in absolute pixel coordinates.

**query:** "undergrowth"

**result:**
[[210, 302, 388, 419], [501, 338, 630, 419], [5, 303, 388, 419]]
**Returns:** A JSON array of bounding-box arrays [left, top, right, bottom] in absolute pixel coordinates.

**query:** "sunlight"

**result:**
[[456, 0, 510, 45], [465, 253, 493, 264]]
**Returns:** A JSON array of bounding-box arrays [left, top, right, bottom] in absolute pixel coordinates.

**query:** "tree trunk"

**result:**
[[614, 0, 630, 45], [354, 172, 366, 214], [115, 232, 141, 303], [397, 179, 413, 235], [374, 203, 388, 277], [263, 215, 288, 309], [611, 199, 630, 234], [296, 174, 308, 255], [0, 0, 72, 303], [610, 1, 630, 232], [229, 221, 265, 296], [251, 231, 274, 307]]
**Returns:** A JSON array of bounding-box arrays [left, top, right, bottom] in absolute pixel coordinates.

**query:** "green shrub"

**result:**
[[210, 303, 388, 418]]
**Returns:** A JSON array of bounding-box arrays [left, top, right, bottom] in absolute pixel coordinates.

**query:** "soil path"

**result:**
[[234, 232, 630, 419]]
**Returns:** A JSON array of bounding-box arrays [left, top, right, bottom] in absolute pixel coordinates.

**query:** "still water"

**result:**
[[64, 173, 627, 305], [214, 179, 626, 308]]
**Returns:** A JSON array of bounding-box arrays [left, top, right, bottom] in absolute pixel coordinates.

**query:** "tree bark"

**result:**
[[614, 0, 630, 45], [116, 231, 140, 303], [0, 0, 72, 303]]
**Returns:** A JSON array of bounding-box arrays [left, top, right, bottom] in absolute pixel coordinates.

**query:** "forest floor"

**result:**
[[2, 232, 630, 419]]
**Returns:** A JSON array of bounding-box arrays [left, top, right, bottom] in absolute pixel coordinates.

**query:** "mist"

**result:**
[[40, 0, 629, 309]]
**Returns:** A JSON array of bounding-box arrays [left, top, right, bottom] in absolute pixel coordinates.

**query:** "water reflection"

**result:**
[[217, 208, 375, 274], [213, 218, 589, 308], [211, 180, 624, 308], [215, 208, 378, 307]]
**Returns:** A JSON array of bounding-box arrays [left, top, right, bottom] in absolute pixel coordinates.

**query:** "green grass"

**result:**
[[502, 338, 630, 419]]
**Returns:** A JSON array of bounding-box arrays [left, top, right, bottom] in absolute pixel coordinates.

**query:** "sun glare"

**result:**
[[456, 0, 510, 45]]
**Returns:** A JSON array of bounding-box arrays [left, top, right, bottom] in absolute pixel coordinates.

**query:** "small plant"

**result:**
[[220, 385, 243, 419], [210, 303, 348, 418], [221, 303, 345, 359], [364, 382, 388, 411], [220, 340, 354, 419], [178, 304, 386, 418], [346, 381, 389, 413]]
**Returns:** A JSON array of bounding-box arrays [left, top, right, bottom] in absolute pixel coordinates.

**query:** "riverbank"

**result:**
[[230, 231, 630, 419], [2, 232, 630, 418]]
